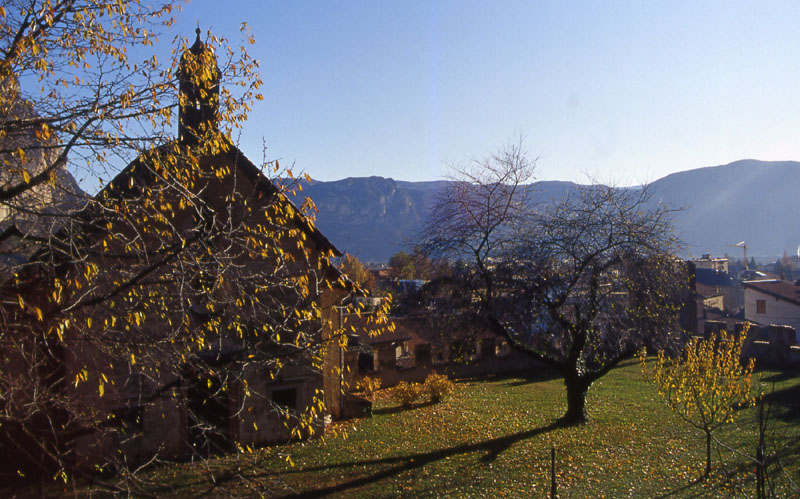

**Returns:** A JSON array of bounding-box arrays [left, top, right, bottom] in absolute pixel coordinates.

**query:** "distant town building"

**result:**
[[694, 266, 742, 312], [692, 254, 729, 273]]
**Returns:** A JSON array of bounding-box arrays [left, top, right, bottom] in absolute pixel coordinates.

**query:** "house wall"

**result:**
[[694, 258, 729, 273], [236, 363, 325, 446], [702, 295, 725, 311], [24, 148, 351, 469], [744, 288, 800, 343]]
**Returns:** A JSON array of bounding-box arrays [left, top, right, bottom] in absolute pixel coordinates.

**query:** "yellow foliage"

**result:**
[[391, 381, 424, 408], [641, 327, 756, 474], [0, 0, 392, 483], [643, 328, 756, 426], [356, 376, 382, 401], [423, 373, 455, 403]]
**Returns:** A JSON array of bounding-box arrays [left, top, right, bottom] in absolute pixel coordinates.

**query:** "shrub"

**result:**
[[357, 376, 382, 401], [423, 373, 455, 403], [391, 381, 423, 408]]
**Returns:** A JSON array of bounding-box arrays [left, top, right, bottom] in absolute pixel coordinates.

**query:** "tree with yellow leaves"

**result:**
[[0, 1, 391, 489], [339, 253, 374, 289], [642, 328, 756, 477]]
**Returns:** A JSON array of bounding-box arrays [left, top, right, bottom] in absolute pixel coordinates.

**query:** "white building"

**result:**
[[743, 279, 800, 343]]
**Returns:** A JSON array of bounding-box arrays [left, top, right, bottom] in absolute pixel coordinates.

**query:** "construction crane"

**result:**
[[730, 241, 748, 269]]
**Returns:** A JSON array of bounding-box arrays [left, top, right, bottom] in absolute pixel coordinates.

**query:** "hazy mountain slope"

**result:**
[[293, 160, 800, 262], [295, 176, 436, 261], [649, 159, 800, 258], [293, 177, 583, 261]]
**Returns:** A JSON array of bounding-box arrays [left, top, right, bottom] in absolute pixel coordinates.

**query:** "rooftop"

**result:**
[[743, 279, 800, 307]]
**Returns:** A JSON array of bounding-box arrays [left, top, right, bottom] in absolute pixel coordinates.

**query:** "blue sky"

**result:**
[[170, 1, 800, 185]]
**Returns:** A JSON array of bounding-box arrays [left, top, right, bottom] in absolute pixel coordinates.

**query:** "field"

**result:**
[[103, 360, 798, 497]]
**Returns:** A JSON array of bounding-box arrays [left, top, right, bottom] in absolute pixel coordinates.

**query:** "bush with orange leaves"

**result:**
[[423, 373, 455, 403], [390, 381, 423, 408], [356, 376, 382, 401]]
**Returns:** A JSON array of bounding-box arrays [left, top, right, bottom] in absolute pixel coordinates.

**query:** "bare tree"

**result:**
[[420, 142, 687, 424], [420, 137, 535, 304]]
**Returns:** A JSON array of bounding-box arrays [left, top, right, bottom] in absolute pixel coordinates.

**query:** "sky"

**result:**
[[166, 0, 800, 185]]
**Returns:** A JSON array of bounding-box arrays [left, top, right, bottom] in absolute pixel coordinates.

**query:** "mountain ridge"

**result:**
[[291, 159, 800, 262]]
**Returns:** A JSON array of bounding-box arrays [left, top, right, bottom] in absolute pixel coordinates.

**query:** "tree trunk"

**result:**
[[562, 375, 591, 425], [704, 428, 712, 477]]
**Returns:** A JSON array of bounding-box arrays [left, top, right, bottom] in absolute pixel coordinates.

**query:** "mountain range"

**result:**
[[291, 159, 800, 263]]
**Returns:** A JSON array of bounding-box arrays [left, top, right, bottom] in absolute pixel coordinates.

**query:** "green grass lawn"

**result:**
[[122, 360, 800, 497]]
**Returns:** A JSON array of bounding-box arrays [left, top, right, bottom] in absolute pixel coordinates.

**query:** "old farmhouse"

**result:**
[[0, 30, 376, 477]]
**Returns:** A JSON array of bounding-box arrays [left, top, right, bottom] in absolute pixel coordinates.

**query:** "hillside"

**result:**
[[292, 160, 800, 262], [648, 159, 800, 259]]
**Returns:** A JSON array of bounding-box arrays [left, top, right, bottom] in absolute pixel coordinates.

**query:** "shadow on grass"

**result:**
[[168, 419, 565, 498], [756, 368, 800, 384], [499, 369, 562, 387], [755, 379, 800, 422], [272, 419, 565, 498], [452, 366, 562, 388], [654, 475, 706, 498], [372, 399, 437, 415]]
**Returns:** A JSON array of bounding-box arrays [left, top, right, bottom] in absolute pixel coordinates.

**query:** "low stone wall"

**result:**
[[445, 349, 545, 379], [704, 320, 799, 367], [351, 338, 545, 390]]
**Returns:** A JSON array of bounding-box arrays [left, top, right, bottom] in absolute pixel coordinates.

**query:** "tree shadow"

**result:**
[[756, 369, 800, 384], [268, 419, 565, 498], [372, 399, 437, 415], [759, 384, 800, 422], [167, 419, 563, 498], [654, 475, 706, 497], [499, 369, 561, 387], [455, 367, 561, 387]]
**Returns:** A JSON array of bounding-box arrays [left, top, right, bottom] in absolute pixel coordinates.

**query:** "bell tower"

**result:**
[[178, 28, 220, 145]]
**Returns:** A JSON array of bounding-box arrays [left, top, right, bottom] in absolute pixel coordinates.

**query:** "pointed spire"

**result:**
[[189, 27, 203, 55], [177, 26, 220, 145]]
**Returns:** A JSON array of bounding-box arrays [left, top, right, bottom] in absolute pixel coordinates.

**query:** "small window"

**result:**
[[113, 405, 144, 433], [358, 352, 374, 373], [272, 388, 297, 410], [756, 299, 766, 314]]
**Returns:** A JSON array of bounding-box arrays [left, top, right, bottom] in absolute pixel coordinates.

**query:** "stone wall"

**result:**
[[704, 320, 800, 367], [350, 337, 545, 390]]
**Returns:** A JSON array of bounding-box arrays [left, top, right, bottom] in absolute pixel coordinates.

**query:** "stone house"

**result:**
[[0, 31, 356, 476], [694, 267, 743, 312]]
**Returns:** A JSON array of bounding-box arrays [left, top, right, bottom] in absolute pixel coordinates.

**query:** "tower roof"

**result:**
[[180, 27, 215, 68], [189, 27, 204, 55]]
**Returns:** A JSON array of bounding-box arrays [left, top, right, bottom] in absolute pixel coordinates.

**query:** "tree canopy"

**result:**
[[0, 2, 391, 487], [419, 140, 688, 424], [339, 253, 374, 289]]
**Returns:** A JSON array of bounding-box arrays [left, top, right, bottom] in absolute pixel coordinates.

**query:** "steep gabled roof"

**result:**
[[222, 140, 341, 257], [100, 138, 341, 258]]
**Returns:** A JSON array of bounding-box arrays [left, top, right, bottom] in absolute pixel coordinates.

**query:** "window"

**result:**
[[112, 405, 144, 433], [756, 299, 766, 314], [272, 388, 298, 410]]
